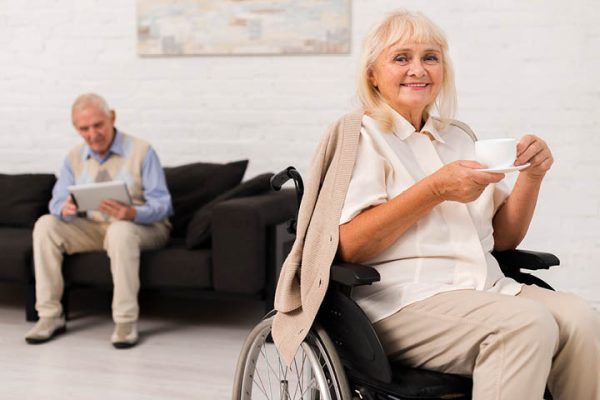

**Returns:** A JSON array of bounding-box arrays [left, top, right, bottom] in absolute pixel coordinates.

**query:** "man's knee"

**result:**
[[104, 221, 140, 252], [33, 214, 62, 241]]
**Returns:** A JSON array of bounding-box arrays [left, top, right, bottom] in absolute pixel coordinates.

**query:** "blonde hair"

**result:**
[[71, 93, 112, 122], [357, 10, 457, 131]]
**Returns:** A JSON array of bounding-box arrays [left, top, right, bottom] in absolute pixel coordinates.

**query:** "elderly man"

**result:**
[[25, 93, 172, 348]]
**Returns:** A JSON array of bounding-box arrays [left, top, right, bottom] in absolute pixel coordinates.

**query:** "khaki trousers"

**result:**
[[33, 215, 170, 323], [373, 285, 600, 400]]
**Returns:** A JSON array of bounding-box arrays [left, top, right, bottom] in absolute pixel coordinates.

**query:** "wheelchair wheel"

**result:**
[[233, 314, 352, 400]]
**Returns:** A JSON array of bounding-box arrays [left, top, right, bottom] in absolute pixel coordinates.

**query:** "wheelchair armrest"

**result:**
[[492, 249, 560, 272], [330, 262, 380, 287], [330, 251, 558, 288]]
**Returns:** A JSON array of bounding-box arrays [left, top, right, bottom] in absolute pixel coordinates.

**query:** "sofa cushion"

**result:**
[[0, 227, 34, 282], [164, 160, 248, 237], [0, 173, 56, 228], [63, 238, 212, 289], [185, 173, 274, 249]]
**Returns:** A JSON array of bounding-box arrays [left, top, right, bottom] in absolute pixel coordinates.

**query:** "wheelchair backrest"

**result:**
[[317, 287, 393, 383]]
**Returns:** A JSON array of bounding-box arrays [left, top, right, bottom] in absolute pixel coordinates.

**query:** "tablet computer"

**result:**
[[68, 180, 132, 212]]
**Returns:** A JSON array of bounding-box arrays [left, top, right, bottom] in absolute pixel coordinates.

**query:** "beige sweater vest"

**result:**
[[68, 132, 150, 222]]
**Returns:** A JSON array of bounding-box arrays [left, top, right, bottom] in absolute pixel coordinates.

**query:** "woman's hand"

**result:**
[[515, 134, 553, 180], [427, 160, 505, 203]]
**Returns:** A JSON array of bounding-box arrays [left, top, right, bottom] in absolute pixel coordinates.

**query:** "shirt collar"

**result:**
[[85, 129, 124, 162], [391, 110, 446, 144]]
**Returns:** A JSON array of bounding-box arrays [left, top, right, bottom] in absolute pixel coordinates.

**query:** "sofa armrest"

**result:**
[[211, 189, 297, 294]]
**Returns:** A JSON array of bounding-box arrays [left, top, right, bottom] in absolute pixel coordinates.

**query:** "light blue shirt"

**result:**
[[49, 130, 173, 224]]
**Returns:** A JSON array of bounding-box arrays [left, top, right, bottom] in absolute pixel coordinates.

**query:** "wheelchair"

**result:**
[[232, 167, 559, 400]]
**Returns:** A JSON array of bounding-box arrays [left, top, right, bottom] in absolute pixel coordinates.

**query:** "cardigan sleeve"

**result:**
[[273, 126, 333, 313], [273, 109, 364, 367]]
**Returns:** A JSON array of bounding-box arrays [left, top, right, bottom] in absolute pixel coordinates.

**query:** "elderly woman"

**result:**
[[272, 9, 600, 400]]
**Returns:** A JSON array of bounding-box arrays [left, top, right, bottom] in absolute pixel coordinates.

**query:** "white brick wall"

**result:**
[[1, 0, 599, 306]]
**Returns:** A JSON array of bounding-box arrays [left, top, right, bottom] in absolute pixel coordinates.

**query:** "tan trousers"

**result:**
[[373, 285, 600, 400], [33, 215, 170, 323]]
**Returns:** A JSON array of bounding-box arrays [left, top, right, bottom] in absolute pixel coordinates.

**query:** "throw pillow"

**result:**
[[164, 160, 248, 237], [0, 173, 57, 228], [185, 172, 274, 249]]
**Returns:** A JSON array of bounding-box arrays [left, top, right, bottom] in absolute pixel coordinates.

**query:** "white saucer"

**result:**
[[476, 163, 531, 173]]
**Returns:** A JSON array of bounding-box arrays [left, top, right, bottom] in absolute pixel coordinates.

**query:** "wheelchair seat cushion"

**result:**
[[356, 361, 472, 399], [392, 363, 472, 398]]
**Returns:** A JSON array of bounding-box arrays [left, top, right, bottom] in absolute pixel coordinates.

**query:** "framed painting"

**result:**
[[137, 0, 351, 55]]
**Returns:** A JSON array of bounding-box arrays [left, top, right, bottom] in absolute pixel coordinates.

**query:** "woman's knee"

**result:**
[[511, 302, 559, 354], [556, 293, 600, 341]]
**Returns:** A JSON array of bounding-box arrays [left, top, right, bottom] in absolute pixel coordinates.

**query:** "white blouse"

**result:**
[[340, 112, 522, 323]]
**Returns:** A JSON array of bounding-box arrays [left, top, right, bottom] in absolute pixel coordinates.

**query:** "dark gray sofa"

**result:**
[[0, 162, 296, 321]]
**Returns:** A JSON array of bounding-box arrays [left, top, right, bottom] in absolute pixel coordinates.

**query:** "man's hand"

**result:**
[[427, 160, 506, 203], [98, 199, 136, 221], [61, 196, 78, 217]]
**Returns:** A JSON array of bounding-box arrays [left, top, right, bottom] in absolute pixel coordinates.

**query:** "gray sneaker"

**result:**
[[111, 322, 138, 349], [25, 316, 66, 344]]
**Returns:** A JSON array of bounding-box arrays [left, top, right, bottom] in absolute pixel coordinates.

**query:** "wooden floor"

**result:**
[[0, 283, 265, 400]]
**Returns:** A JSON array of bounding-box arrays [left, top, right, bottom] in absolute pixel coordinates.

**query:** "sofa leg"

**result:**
[[61, 288, 70, 321], [26, 283, 39, 322]]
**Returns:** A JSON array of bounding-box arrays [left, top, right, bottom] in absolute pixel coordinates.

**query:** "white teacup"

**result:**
[[475, 138, 516, 169]]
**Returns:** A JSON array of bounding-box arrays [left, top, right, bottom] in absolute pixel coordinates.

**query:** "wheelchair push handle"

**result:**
[[270, 166, 304, 208], [271, 166, 295, 190], [271, 166, 304, 235]]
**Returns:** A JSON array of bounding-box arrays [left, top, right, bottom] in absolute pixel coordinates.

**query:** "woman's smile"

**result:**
[[400, 82, 431, 90], [400, 83, 429, 89]]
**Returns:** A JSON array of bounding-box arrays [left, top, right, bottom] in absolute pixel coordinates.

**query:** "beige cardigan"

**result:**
[[272, 109, 363, 365]]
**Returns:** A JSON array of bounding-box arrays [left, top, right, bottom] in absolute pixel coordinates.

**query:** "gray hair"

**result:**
[[71, 93, 112, 121], [357, 10, 457, 131]]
